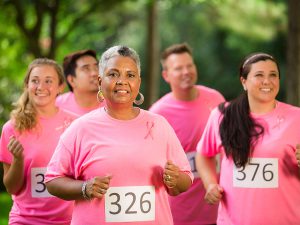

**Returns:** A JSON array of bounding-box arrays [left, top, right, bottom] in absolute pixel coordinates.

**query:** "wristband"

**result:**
[[81, 181, 91, 200]]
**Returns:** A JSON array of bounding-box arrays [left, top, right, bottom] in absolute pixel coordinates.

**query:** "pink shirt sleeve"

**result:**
[[0, 121, 16, 164], [45, 116, 82, 183], [197, 107, 223, 157], [45, 140, 76, 182], [162, 117, 194, 181]]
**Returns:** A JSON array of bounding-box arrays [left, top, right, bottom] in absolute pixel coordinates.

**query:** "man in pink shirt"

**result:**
[[150, 43, 225, 225], [56, 49, 104, 115]]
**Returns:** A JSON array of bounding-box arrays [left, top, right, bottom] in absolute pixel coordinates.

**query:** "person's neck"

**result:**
[[73, 91, 98, 108], [36, 105, 59, 118], [172, 86, 198, 101], [249, 100, 278, 115], [104, 104, 139, 120]]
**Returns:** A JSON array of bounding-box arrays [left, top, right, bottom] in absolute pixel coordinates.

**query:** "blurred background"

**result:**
[[0, 0, 299, 223]]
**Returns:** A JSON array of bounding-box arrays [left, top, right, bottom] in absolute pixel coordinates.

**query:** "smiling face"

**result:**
[[27, 65, 64, 109], [162, 52, 197, 92], [99, 55, 141, 107], [241, 59, 280, 109]]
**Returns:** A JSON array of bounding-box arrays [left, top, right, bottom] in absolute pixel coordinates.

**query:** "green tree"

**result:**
[[157, 0, 286, 101], [0, 0, 138, 193], [286, 0, 300, 106], [3, 0, 129, 58], [0, 0, 138, 129]]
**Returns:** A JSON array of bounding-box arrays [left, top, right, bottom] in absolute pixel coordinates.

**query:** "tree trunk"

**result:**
[[144, 0, 160, 109], [286, 0, 300, 106]]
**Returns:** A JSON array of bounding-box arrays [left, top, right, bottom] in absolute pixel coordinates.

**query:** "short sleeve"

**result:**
[[45, 138, 76, 183], [162, 117, 194, 182], [0, 121, 16, 164], [196, 107, 223, 157], [45, 120, 80, 183]]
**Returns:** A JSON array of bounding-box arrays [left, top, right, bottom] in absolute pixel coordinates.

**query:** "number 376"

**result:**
[[236, 162, 274, 182], [233, 158, 278, 188]]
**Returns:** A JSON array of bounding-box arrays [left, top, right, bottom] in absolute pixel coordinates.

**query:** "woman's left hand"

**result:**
[[163, 160, 180, 188]]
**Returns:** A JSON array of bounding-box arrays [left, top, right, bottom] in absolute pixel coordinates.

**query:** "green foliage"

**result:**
[[0, 0, 288, 131], [157, 0, 286, 100], [214, 0, 286, 52], [0, 3, 32, 129], [0, 0, 135, 131], [0, 192, 12, 224]]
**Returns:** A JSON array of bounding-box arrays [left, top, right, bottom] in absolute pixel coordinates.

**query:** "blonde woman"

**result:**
[[0, 58, 77, 224]]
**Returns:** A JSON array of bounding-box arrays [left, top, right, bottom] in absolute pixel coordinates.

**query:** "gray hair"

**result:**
[[99, 45, 141, 77]]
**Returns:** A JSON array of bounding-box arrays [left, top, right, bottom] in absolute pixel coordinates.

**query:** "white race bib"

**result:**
[[233, 158, 278, 188], [105, 186, 155, 222], [186, 151, 221, 178], [31, 167, 53, 197], [186, 151, 199, 178]]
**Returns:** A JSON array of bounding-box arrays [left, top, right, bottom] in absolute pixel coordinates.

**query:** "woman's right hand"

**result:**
[[204, 183, 223, 204], [3, 136, 25, 194], [85, 175, 112, 199], [8, 136, 24, 161]]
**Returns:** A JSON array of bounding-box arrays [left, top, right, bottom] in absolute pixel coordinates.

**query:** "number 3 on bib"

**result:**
[[233, 158, 278, 188], [31, 167, 53, 197], [105, 186, 155, 222]]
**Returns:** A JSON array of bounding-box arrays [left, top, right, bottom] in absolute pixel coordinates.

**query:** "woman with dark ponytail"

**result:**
[[195, 53, 300, 225]]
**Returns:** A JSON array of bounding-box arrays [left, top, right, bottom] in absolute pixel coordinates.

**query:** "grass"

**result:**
[[0, 192, 12, 225]]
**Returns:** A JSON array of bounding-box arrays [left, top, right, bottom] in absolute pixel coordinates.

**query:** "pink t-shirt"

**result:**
[[197, 101, 300, 225], [150, 85, 225, 225], [45, 108, 193, 225], [56, 92, 104, 116], [0, 109, 77, 225]]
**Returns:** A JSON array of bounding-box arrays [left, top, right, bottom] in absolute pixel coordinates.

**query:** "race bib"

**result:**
[[105, 186, 155, 222], [233, 158, 278, 188], [186, 151, 221, 178], [186, 151, 199, 178], [31, 167, 53, 197]]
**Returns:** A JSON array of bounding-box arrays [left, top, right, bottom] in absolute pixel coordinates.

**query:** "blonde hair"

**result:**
[[10, 58, 64, 133]]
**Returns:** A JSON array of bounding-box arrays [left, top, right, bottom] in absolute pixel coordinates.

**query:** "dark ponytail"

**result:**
[[218, 52, 278, 167], [219, 93, 263, 167]]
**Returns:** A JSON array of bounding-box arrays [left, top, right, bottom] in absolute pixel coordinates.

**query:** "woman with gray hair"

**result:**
[[45, 45, 193, 225]]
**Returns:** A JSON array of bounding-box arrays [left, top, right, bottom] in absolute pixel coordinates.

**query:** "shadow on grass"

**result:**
[[0, 192, 12, 225]]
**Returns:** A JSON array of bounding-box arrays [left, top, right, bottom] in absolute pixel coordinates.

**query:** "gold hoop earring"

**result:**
[[97, 88, 104, 102], [134, 92, 144, 105]]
